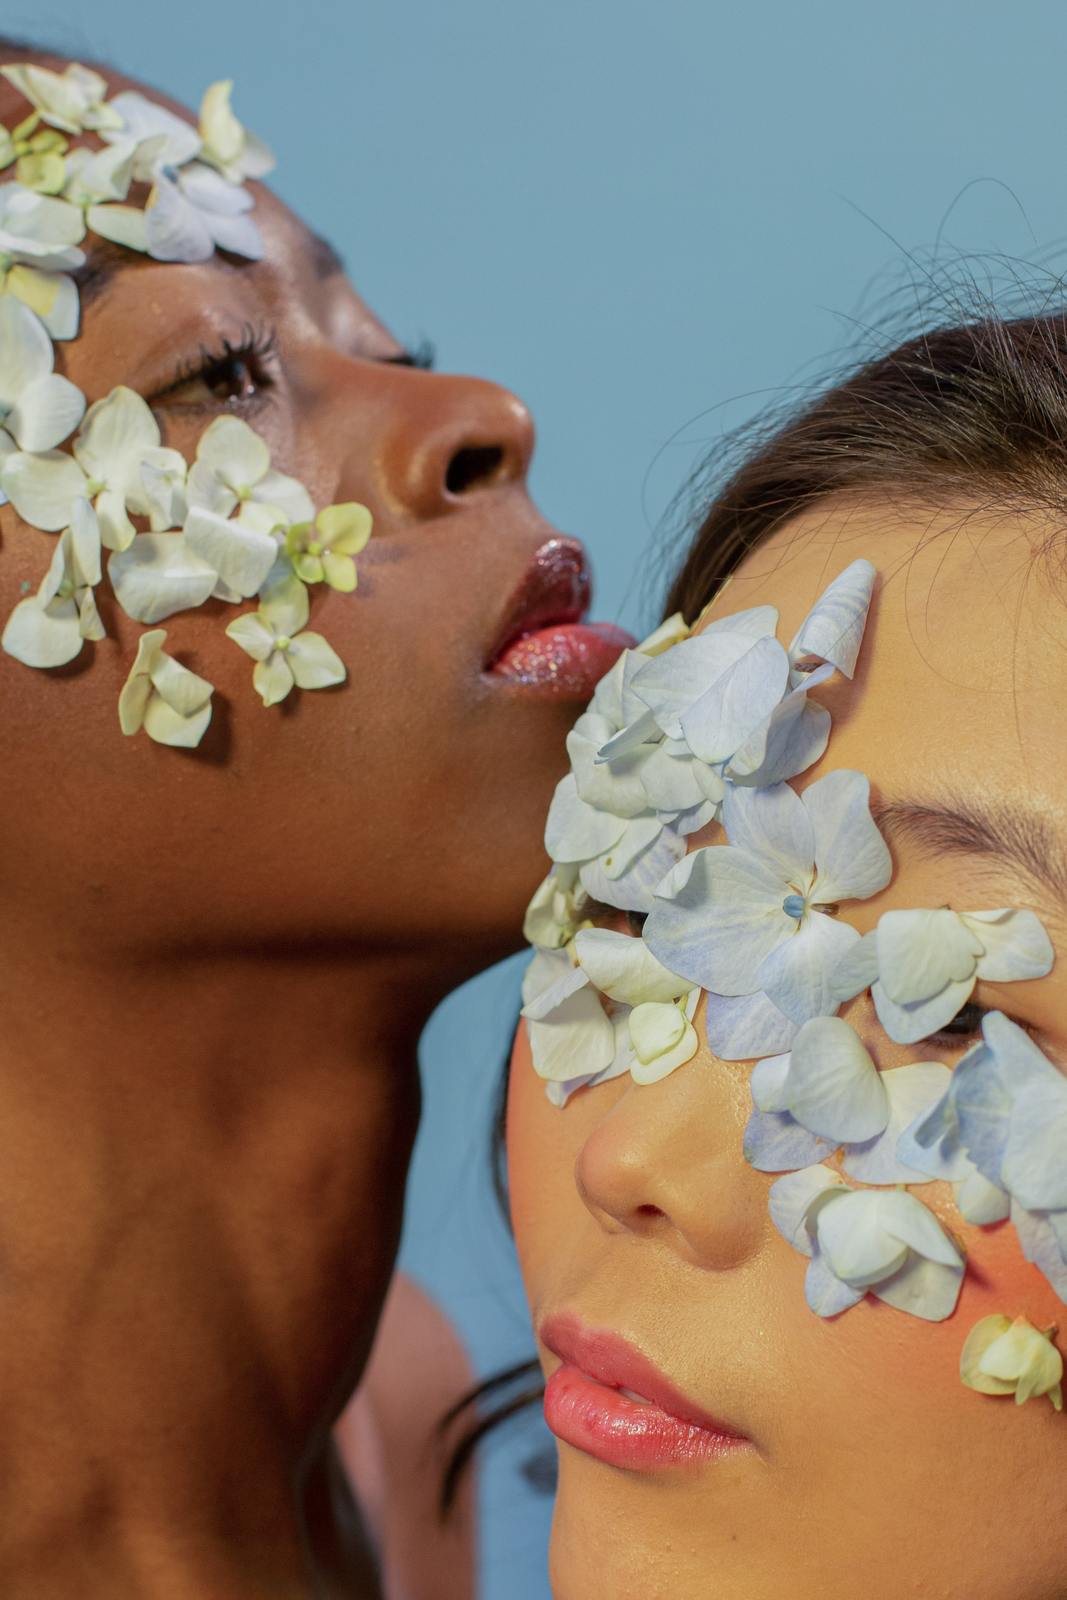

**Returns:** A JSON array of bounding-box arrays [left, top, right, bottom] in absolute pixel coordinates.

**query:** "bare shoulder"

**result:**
[[336, 1273, 477, 1600]]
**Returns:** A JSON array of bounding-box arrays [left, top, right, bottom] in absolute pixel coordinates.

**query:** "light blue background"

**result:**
[[16, 0, 1067, 1591]]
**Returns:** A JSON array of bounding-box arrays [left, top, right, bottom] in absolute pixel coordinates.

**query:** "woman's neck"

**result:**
[[0, 937, 452, 1597]]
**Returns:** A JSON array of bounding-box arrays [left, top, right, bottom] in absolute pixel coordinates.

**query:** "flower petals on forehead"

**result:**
[[104, 91, 202, 167], [806, 770, 892, 904], [679, 635, 789, 765], [788, 558, 876, 680], [723, 780, 814, 882], [574, 927, 691, 1005], [755, 912, 858, 1026]]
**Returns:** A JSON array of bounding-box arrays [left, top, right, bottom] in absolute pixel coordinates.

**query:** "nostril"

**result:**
[[445, 444, 506, 496]]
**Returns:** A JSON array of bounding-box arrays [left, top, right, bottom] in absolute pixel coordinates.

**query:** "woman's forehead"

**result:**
[[697, 495, 1067, 823]]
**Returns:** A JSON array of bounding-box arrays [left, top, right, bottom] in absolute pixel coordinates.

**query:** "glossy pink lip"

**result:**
[[541, 1314, 752, 1471], [485, 537, 636, 697]]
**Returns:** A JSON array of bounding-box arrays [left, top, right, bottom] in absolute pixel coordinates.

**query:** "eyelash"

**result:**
[[157, 322, 280, 413], [924, 1000, 989, 1048]]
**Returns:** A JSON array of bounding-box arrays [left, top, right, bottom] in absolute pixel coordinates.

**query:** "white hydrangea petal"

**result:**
[[109, 534, 218, 622], [704, 990, 800, 1061], [6, 266, 80, 339], [724, 669, 833, 786], [679, 636, 790, 764], [788, 559, 876, 680], [842, 1062, 952, 1184], [75, 385, 160, 480], [142, 693, 212, 748], [0, 186, 86, 249], [2, 447, 86, 529], [225, 612, 277, 662], [573, 927, 691, 1005], [87, 202, 149, 253], [722, 780, 815, 886], [527, 986, 616, 1083], [631, 611, 778, 739], [0, 294, 54, 402], [602, 814, 671, 877], [644, 844, 790, 995], [956, 1169, 1011, 1224], [104, 92, 202, 167], [744, 1106, 835, 1172], [873, 1188, 965, 1269], [259, 573, 309, 635], [964, 908, 1055, 984], [545, 773, 627, 863], [69, 496, 102, 585], [871, 1253, 964, 1322], [197, 414, 270, 489], [183, 505, 278, 597], [6, 373, 86, 452], [147, 652, 213, 716], [288, 632, 345, 690], [596, 706, 662, 763], [877, 908, 983, 1005], [1, 591, 82, 666], [768, 1165, 846, 1256], [144, 175, 215, 263], [570, 720, 652, 818], [756, 912, 858, 1025], [253, 470, 315, 523], [629, 1008, 699, 1085], [179, 160, 254, 215], [816, 1192, 910, 1287], [781, 1015, 888, 1141], [829, 930, 879, 1004], [252, 651, 293, 706], [871, 976, 977, 1046], [202, 206, 265, 261], [77, 585, 105, 641], [628, 1000, 685, 1062], [806, 770, 892, 904]]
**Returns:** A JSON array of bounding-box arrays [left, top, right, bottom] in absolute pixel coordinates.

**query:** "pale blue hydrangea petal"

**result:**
[[1001, 1075, 1067, 1211], [816, 1192, 909, 1288], [965, 908, 1055, 983], [144, 173, 215, 262], [722, 779, 815, 885], [704, 990, 800, 1060], [578, 825, 685, 914], [755, 911, 858, 1025], [750, 1051, 791, 1111], [841, 1062, 951, 1184], [679, 635, 789, 764], [644, 844, 789, 994], [776, 1015, 888, 1142], [1010, 1203, 1067, 1300], [743, 1107, 835, 1173], [569, 711, 651, 818], [805, 1250, 866, 1317], [876, 908, 983, 1004], [544, 773, 627, 863], [767, 1164, 845, 1255], [636, 739, 710, 812], [871, 1253, 964, 1322], [596, 706, 661, 764], [871, 975, 978, 1046], [806, 770, 892, 905], [631, 605, 779, 739], [788, 559, 876, 680], [896, 1102, 973, 1183], [525, 987, 615, 1084], [672, 797, 720, 835], [601, 814, 667, 877], [724, 668, 833, 786]]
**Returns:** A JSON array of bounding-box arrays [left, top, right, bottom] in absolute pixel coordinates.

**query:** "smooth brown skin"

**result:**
[[509, 499, 1067, 1600], [0, 59, 584, 1600]]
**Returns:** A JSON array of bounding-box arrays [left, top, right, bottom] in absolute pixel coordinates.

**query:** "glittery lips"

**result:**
[[486, 536, 635, 697]]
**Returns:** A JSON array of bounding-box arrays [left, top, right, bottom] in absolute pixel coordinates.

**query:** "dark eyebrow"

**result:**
[[74, 240, 247, 311], [872, 793, 1067, 908]]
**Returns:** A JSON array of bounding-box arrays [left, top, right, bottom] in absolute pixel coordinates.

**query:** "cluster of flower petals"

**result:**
[[960, 1314, 1063, 1409]]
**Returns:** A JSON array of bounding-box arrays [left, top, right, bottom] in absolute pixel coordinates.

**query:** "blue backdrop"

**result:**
[[18, 0, 1067, 1590]]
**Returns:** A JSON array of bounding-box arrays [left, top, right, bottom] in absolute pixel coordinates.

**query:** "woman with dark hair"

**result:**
[[506, 306, 1067, 1597], [0, 38, 631, 1599]]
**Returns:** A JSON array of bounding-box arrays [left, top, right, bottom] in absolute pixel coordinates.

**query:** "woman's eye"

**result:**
[[924, 1000, 988, 1046], [154, 328, 279, 411]]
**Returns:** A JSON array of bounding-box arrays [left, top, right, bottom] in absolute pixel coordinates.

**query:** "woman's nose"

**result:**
[[574, 1046, 767, 1273], [365, 368, 536, 520]]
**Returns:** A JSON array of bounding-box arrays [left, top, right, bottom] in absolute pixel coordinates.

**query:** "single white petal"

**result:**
[[2, 447, 86, 529], [74, 385, 160, 483], [258, 573, 310, 635], [806, 770, 892, 905], [195, 414, 270, 492], [869, 1187, 964, 1269], [253, 469, 315, 523], [87, 202, 149, 253], [871, 1253, 964, 1322], [601, 814, 671, 877], [0, 186, 85, 249], [579, 823, 686, 915], [526, 987, 616, 1083], [179, 161, 254, 215], [25, 270, 80, 339], [108, 534, 218, 622], [205, 207, 265, 261], [722, 780, 815, 886], [629, 1008, 699, 1084], [288, 631, 346, 690], [574, 927, 691, 1005], [1, 591, 82, 666], [743, 1105, 835, 1173], [545, 773, 627, 864], [871, 976, 977, 1046], [756, 912, 858, 1025], [570, 718, 652, 818], [828, 930, 879, 1004], [225, 612, 278, 662], [143, 693, 212, 748], [0, 293, 54, 405], [956, 1169, 1011, 1224], [965, 908, 1055, 984], [816, 1191, 909, 1286], [147, 651, 213, 716], [788, 559, 876, 679], [804, 1250, 866, 1317], [69, 496, 102, 585], [6, 373, 86, 451], [876, 908, 983, 1005], [780, 1015, 889, 1142], [252, 651, 295, 706]]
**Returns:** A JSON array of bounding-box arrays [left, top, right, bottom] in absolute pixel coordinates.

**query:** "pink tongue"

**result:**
[[492, 621, 636, 688]]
